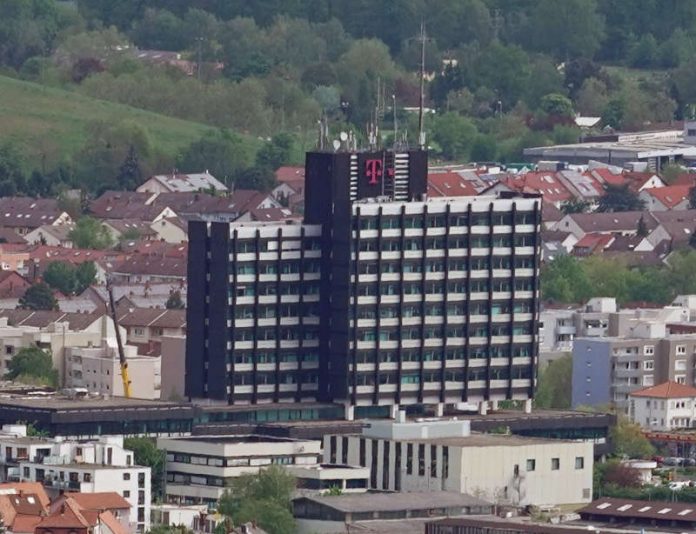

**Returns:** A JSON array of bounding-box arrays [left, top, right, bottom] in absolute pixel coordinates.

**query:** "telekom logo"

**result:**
[[365, 159, 382, 185]]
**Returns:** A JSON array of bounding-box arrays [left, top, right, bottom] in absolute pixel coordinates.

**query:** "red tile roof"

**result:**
[[497, 172, 573, 203], [111, 255, 186, 278], [35, 499, 90, 529], [275, 166, 305, 182], [0, 198, 68, 229], [0, 482, 50, 507], [11, 515, 42, 533], [591, 168, 625, 186], [673, 173, 696, 187], [63, 492, 131, 511], [643, 185, 691, 209], [630, 381, 696, 398], [573, 233, 615, 254], [427, 171, 479, 197]]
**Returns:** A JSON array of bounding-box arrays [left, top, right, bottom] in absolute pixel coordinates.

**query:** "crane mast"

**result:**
[[106, 279, 131, 398]]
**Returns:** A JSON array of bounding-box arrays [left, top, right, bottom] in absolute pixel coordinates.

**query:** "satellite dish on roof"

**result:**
[[332, 139, 341, 151], [339, 131, 348, 142]]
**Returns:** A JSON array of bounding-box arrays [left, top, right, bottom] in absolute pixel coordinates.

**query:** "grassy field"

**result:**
[[0, 75, 228, 169]]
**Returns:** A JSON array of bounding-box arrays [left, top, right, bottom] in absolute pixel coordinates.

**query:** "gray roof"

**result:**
[[295, 491, 491, 513]]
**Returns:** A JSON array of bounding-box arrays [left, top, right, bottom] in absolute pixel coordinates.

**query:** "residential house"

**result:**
[[629, 381, 696, 431], [81, 282, 186, 312], [25, 246, 115, 283], [239, 207, 297, 223], [51, 493, 131, 534], [0, 486, 47, 533], [556, 170, 604, 206], [640, 185, 691, 211], [88, 192, 174, 222], [540, 230, 578, 262], [101, 220, 157, 243], [271, 180, 304, 209], [427, 170, 481, 197], [136, 171, 227, 194], [109, 256, 187, 284], [0, 245, 30, 272], [150, 217, 188, 244], [541, 202, 564, 230], [485, 172, 573, 207], [0, 228, 28, 244], [572, 233, 616, 256], [275, 166, 305, 183], [0, 431, 151, 531], [555, 211, 658, 240], [0, 198, 71, 235], [0, 271, 30, 309], [24, 225, 74, 248], [643, 209, 696, 251], [117, 308, 186, 345]]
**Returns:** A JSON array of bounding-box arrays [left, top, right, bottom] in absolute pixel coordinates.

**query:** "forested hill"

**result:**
[[1, 0, 695, 196]]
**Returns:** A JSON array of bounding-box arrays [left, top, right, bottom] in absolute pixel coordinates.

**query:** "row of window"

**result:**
[[356, 322, 533, 342], [353, 345, 533, 363], [359, 301, 534, 319], [235, 303, 319, 319], [354, 366, 532, 385], [356, 234, 535, 252], [523, 457, 585, 472], [356, 278, 535, 296], [358, 256, 535, 274], [237, 261, 320, 275], [232, 372, 318, 386], [233, 238, 322, 253], [356, 212, 536, 230], [234, 328, 319, 342], [232, 352, 319, 364], [234, 282, 320, 297]]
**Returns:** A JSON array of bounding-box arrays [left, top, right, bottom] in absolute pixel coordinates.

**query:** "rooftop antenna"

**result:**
[[417, 22, 428, 150], [392, 94, 398, 149]]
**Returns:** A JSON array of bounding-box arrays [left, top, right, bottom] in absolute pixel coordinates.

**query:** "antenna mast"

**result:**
[[418, 22, 427, 149]]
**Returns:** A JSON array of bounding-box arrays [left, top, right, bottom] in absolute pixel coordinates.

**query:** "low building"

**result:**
[[629, 381, 696, 431], [0, 394, 193, 438], [150, 217, 188, 244], [52, 492, 132, 533], [35, 496, 128, 534], [425, 517, 595, 534], [117, 308, 186, 345], [292, 491, 493, 534], [150, 503, 215, 533], [324, 413, 594, 507], [288, 464, 370, 495], [157, 435, 323, 506], [65, 342, 162, 400], [24, 224, 74, 248], [579, 497, 696, 530], [0, 430, 150, 532]]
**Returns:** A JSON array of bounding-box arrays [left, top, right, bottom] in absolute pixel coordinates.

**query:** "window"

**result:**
[[123, 473, 131, 481], [677, 375, 686, 384], [677, 345, 686, 355], [551, 458, 560, 470], [644, 360, 654, 370], [406, 443, 413, 475], [123, 490, 130, 498], [676, 360, 687, 371], [418, 444, 425, 476], [430, 445, 437, 478], [644, 345, 654, 355], [526, 459, 536, 472]]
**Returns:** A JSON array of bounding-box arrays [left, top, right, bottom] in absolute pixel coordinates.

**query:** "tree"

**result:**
[[19, 283, 58, 311], [636, 215, 649, 238], [535, 355, 572, 409], [124, 437, 165, 499], [470, 135, 497, 162], [218, 465, 296, 534], [166, 290, 185, 310], [178, 129, 252, 186], [560, 199, 591, 215], [540, 93, 575, 119], [595, 459, 642, 491], [43, 262, 78, 295], [431, 113, 478, 161], [527, 0, 605, 60], [602, 99, 625, 130], [541, 255, 592, 304], [69, 217, 114, 250], [255, 133, 295, 171], [610, 416, 655, 459], [0, 144, 26, 198], [117, 145, 142, 191], [597, 184, 645, 212], [6, 346, 58, 387], [233, 166, 277, 192]]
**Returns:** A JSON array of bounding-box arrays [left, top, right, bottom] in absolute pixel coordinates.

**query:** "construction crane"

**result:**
[[106, 278, 132, 398]]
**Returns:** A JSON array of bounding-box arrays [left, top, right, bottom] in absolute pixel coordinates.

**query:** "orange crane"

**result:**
[[106, 278, 132, 398]]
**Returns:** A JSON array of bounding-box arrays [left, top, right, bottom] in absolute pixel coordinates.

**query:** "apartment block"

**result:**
[[186, 148, 542, 414], [572, 327, 696, 412], [0, 427, 150, 532]]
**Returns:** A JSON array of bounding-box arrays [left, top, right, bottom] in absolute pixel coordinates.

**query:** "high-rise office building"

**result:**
[[186, 148, 542, 416]]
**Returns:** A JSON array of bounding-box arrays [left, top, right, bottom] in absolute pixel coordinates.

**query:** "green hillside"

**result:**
[[0, 75, 221, 168]]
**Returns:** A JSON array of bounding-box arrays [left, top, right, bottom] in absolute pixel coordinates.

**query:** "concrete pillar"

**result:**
[[434, 403, 445, 417], [524, 399, 533, 414], [491, 400, 499, 412], [389, 404, 400, 419], [344, 404, 355, 421], [478, 401, 488, 415]]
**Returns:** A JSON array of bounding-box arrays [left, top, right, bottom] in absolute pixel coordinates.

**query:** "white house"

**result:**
[[25, 224, 74, 248], [629, 381, 696, 431], [137, 172, 227, 194], [0, 427, 151, 532]]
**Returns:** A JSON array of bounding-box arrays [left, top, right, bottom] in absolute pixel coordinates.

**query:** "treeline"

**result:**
[[3, 0, 696, 198], [541, 251, 696, 306]]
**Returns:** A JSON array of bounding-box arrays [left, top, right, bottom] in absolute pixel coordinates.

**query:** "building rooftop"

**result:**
[[295, 491, 491, 514], [630, 381, 696, 399], [580, 497, 696, 522], [165, 434, 303, 444], [407, 432, 568, 448], [0, 394, 190, 411], [427, 517, 596, 534]]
